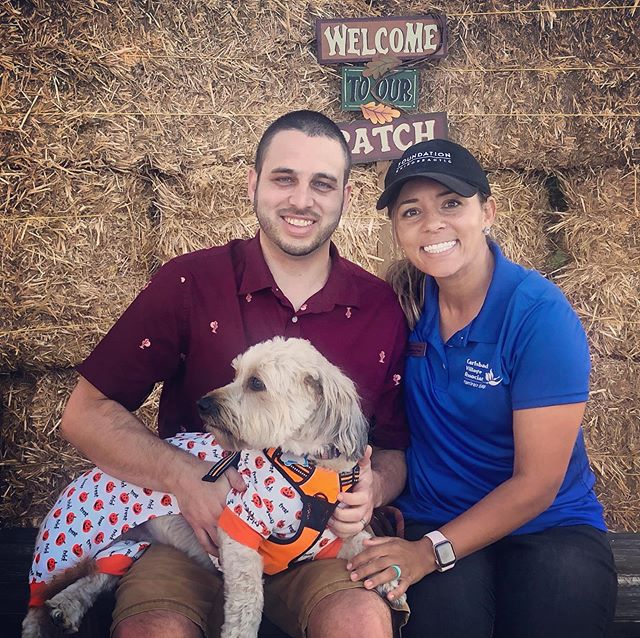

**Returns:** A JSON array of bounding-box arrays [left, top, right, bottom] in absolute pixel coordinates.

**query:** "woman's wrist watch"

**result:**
[[424, 530, 457, 572]]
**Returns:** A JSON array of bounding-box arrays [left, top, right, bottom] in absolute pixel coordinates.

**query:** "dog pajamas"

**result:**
[[28, 433, 358, 605]]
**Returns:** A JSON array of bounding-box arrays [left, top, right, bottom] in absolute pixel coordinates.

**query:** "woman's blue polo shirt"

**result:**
[[396, 242, 606, 533]]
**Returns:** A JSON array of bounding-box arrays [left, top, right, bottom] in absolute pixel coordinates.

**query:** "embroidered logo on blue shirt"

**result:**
[[464, 359, 502, 389]]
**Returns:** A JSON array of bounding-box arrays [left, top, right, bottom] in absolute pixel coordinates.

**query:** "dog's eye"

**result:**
[[248, 376, 266, 392]]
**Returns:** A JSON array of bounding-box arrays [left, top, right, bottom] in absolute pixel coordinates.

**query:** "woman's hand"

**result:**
[[346, 536, 434, 602]]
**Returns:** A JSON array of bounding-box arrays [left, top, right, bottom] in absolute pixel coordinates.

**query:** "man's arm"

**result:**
[[60, 376, 243, 554], [370, 448, 406, 507]]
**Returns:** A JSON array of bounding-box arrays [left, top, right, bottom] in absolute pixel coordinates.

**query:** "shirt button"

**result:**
[[442, 363, 446, 369], [300, 304, 307, 311], [291, 316, 298, 323]]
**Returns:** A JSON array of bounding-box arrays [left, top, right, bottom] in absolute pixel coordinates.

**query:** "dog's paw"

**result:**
[[375, 579, 407, 610], [220, 624, 247, 638], [45, 596, 84, 634]]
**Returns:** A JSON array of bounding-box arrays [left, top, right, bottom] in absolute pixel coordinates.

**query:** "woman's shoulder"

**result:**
[[495, 253, 582, 338], [511, 266, 571, 311]]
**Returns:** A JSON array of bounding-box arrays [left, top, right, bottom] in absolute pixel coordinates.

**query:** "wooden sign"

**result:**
[[341, 67, 418, 110], [338, 113, 448, 164], [316, 15, 447, 64]]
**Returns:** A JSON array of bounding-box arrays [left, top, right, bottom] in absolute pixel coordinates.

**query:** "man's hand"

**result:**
[[173, 459, 246, 556], [328, 446, 375, 538]]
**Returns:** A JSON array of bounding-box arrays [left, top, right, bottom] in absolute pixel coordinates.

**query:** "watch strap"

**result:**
[[424, 530, 449, 547], [424, 530, 456, 572]]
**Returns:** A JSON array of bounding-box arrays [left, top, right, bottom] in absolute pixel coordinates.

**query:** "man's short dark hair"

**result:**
[[255, 110, 352, 183]]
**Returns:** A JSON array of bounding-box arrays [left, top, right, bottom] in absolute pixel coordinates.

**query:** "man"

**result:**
[[61, 110, 409, 638]]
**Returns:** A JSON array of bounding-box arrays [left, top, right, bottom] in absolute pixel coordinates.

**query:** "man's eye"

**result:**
[[248, 376, 266, 392], [314, 181, 333, 191]]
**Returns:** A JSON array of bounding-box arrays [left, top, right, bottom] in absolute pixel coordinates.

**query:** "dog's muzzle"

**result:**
[[197, 395, 220, 418]]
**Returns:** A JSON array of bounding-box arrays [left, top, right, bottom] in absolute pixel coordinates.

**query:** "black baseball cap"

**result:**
[[376, 139, 491, 212]]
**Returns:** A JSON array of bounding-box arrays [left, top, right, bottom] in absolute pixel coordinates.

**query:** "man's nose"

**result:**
[[288, 184, 314, 210], [197, 395, 219, 417]]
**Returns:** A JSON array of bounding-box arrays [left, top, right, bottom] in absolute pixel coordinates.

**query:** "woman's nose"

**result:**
[[419, 210, 446, 232]]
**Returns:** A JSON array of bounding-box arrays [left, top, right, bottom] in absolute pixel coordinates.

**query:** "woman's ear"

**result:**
[[482, 195, 497, 229]]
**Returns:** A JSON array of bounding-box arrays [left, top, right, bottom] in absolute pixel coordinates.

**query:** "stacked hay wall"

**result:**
[[1, 0, 638, 530]]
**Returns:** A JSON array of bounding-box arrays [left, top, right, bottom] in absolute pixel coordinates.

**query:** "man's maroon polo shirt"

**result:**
[[78, 235, 409, 449]]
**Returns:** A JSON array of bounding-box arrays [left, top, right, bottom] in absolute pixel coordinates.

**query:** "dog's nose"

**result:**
[[197, 396, 219, 417]]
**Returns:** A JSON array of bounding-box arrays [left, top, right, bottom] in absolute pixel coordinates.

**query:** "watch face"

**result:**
[[435, 541, 456, 566]]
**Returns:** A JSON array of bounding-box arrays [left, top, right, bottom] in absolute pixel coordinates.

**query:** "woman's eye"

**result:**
[[401, 208, 419, 218], [442, 199, 461, 209], [248, 376, 266, 392]]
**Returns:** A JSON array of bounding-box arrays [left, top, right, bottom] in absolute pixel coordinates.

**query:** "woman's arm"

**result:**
[[347, 401, 586, 601]]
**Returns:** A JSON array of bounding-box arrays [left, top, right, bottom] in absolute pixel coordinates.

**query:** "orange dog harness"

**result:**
[[214, 448, 359, 574]]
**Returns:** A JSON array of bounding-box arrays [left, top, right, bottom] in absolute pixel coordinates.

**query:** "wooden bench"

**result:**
[[2, 528, 639, 637]]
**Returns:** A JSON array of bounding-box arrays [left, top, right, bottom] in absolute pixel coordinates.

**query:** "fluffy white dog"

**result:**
[[23, 337, 403, 638]]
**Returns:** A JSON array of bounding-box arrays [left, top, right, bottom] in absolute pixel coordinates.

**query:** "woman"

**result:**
[[348, 139, 617, 637]]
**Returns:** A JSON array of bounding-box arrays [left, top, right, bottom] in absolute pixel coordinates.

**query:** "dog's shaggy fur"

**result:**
[[23, 337, 403, 638]]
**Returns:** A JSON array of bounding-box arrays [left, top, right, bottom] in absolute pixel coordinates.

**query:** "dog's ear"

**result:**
[[305, 366, 369, 462]]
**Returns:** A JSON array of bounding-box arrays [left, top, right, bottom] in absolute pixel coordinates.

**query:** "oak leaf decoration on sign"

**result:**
[[362, 53, 402, 79], [360, 102, 401, 125]]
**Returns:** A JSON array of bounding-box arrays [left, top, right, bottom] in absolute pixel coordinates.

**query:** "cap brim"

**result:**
[[376, 173, 479, 211]]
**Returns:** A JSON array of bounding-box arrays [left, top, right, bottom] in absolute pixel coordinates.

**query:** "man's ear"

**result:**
[[248, 167, 258, 203], [342, 183, 353, 215]]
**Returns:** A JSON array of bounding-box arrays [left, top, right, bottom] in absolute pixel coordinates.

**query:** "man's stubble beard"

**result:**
[[253, 196, 343, 258]]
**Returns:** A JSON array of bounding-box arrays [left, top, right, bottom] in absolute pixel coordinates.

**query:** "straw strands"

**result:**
[[584, 357, 640, 531], [421, 3, 639, 169], [0, 371, 88, 527], [553, 167, 640, 359], [0, 371, 160, 527], [0, 171, 153, 370], [488, 170, 551, 273]]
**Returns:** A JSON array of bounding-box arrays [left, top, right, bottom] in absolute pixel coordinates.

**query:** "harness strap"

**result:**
[[201, 451, 241, 482]]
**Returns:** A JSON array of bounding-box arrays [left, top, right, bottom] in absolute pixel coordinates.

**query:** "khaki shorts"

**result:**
[[112, 544, 409, 638]]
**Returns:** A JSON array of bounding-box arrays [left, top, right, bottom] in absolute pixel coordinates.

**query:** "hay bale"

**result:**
[[3, 0, 638, 533], [153, 163, 255, 263], [584, 357, 640, 532], [552, 167, 640, 264], [0, 373, 37, 526], [0, 370, 161, 527], [423, 4, 639, 169], [489, 170, 551, 273], [5, 1, 638, 171], [548, 167, 639, 359], [0, 171, 153, 371], [556, 263, 640, 360], [0, 371, 84, 527]]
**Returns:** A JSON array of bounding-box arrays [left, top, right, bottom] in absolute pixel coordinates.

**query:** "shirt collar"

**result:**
[[467, 241, 527, 343], [238, 233, 360, 308], [417, 242, 525, 345], [238, 234, 275, 295]]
